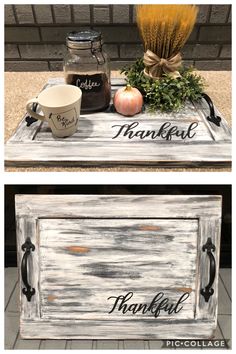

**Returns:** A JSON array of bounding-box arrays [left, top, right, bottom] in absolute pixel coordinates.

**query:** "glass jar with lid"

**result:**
[[64, 30, 111, 113]]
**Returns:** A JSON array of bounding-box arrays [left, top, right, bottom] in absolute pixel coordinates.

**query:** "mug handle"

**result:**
[[26, 98, 45, 121]]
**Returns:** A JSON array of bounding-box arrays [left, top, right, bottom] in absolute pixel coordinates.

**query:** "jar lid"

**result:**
[[66, 30, 102, 50]]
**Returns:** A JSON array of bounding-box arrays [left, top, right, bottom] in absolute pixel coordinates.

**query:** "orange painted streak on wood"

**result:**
[[139, 225, 161, 231], [176, 287, 192, 293], [66, 246, 90, 253], [47, 295, 57, 302]]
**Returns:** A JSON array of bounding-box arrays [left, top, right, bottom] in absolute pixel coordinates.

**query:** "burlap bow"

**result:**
[[143, 49, 182, 79]]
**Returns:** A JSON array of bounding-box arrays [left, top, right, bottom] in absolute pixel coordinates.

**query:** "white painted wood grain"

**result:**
[[6, 267, 230, 346], [5, 140, 231, 168], [20, 318, 217, 339], [35, 118, 212, 142], [38, 218, 198, 320], [8, 115, 42, 143], [15, 194, 222, 219], [193, 99, 231, 141]]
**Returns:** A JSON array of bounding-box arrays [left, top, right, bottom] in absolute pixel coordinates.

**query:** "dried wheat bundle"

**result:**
[[136, 5, 198, 79]]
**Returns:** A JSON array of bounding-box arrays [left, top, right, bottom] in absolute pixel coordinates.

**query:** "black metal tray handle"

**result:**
[[25, 103, 38, 126], [201, 93, 221, 127], [200, 237, 216, 302], [21, 238, 35, 302]]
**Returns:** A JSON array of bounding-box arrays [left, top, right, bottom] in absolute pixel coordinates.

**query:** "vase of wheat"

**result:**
[[136, 5, 198, 80]]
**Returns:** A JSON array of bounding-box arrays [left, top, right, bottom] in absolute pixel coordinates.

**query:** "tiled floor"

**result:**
[[5, 268, 231, 350]]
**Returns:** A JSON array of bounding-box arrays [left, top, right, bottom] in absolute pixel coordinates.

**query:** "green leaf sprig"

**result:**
[[121, 59, 205, 112]]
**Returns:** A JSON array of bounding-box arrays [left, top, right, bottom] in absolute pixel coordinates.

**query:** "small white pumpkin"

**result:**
[[113, 84, 143, 116]]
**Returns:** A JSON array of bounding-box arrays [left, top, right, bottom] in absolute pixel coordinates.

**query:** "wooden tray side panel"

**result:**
[[20, 319, 216, 339], [15, 195, 222, 219], [15, 216, 40, 321], [196, 217, 222, 320]]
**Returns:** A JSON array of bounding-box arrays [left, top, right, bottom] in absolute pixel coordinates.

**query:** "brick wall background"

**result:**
[[5, 4, 231, 72]]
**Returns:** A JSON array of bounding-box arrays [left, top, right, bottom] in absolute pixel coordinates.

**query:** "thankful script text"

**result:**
[[107, 291, 190, 318], [111, 121, 198, 141]]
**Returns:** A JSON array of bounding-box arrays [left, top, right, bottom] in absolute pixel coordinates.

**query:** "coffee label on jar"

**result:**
[[72, 74, 103, 92], [66, 72, 111, 111]]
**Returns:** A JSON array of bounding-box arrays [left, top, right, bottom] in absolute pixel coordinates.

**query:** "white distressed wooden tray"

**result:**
[[5, 78, 231, 168], [16, 194, 222, 339]]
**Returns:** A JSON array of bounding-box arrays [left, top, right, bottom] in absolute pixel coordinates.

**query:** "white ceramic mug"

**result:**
[[26, 84, 82, 138]]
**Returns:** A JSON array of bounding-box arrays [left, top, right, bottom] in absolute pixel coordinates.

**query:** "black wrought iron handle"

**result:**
[[201, 93, 221, 127], [25, 103, 38, 126], [200, 237, 216, 302], [21, 238, 35, 302]]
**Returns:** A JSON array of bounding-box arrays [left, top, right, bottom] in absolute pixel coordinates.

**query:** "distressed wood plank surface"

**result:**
[[6, 267, 230, 347], [35, 118, 212, 143], [5, 78, 231, 168], [193, 99, 231, 140], [20, 319, 217, 339], [8, 115, 42, 143], [38, 219, 197, 320], [15, 194, 222, 219], [5, 140, 231, 167]]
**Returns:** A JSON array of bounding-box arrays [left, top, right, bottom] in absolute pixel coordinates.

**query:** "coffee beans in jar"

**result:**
[[64, 31, 111, 113]]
